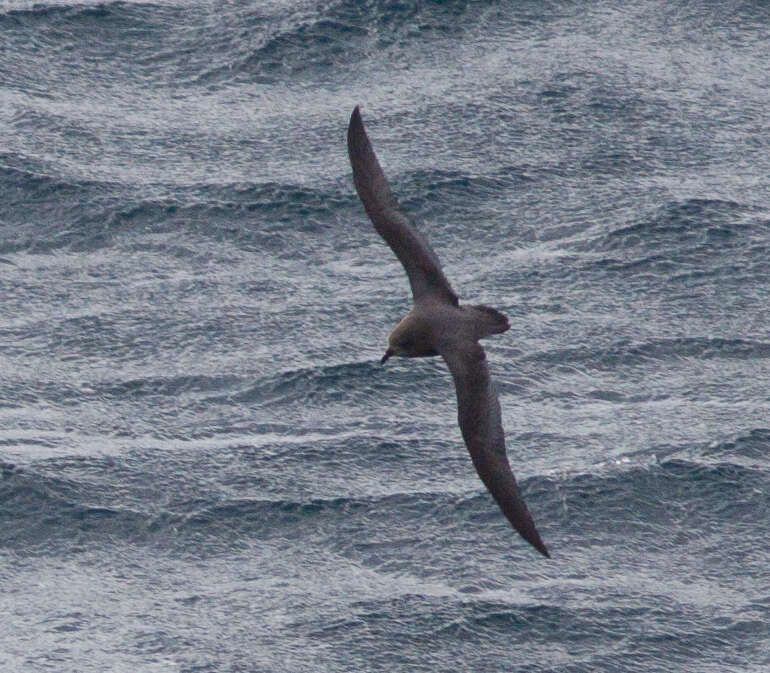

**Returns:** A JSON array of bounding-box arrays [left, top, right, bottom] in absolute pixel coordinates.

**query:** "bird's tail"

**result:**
[[468, 304, 510, 340]]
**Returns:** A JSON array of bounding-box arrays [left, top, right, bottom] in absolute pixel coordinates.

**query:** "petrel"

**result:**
[[347, 107, 549, 558]]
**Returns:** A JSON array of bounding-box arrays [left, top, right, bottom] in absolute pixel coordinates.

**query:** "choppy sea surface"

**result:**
[[2, 1, 770, 671]]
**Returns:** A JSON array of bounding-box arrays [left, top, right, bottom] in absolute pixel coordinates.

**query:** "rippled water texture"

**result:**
[[2, 1, 769, 671]]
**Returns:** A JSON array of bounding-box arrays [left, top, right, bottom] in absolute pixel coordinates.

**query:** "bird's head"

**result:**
[[380, 314, 432, 364], [380, 331, 411, 364]]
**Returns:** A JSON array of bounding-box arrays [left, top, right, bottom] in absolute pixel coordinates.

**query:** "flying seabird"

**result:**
[[347, 106, 550, 558]]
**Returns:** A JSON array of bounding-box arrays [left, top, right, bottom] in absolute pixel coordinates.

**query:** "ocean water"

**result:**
[[2, 0, 769, 671]]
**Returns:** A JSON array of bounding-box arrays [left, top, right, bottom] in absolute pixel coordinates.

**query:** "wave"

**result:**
[[0, 1, 180, 45], [0, 157, 125, 253], [100, 180, 348, 254], [576, 197, 767, 251], [3, 446, 767, 558], [3, 360, 391, 417], [524, 336, 770, 375], [0, 155, 351, 253], [0, 1, 180, 97], [1, 1, 159, 23], [701, 428, 770, 462], [95, 373, 242, 401], [229, 360, 392, 409], [602, 198, 756, 247], [193, 0, 495, 86], [2, 0, 496, 90], [399, 167, 533, 218], [563, 198, 770, 286]]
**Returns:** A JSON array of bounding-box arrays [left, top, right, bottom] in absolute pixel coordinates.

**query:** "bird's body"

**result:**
[[347, 106, 549, 558]]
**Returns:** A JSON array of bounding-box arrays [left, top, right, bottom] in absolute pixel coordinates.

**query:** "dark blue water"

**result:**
[[2, 1, 769, 671]]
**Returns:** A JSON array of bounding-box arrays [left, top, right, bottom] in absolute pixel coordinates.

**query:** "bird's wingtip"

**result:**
[[524, 517, 551, 558], [521, 525, 550, 558], [347, 106, 366, 151]]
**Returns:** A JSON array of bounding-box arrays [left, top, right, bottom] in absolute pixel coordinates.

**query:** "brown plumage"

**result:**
[[347, 106, 549, 558]]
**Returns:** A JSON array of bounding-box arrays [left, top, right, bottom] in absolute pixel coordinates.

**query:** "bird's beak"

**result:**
[[380, 348, 394, 365]]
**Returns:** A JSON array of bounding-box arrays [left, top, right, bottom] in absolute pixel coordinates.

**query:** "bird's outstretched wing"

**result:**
[[440, 340, 550, 557], [347, 106, 458, 306]]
